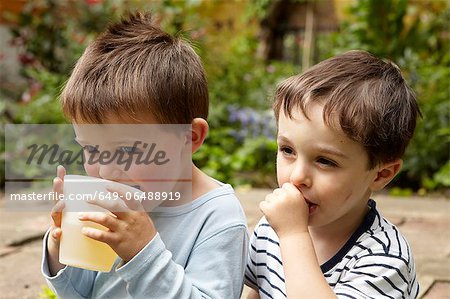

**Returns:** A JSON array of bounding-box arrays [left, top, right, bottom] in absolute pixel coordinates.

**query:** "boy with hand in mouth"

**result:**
[[246, 50, 420, 299]]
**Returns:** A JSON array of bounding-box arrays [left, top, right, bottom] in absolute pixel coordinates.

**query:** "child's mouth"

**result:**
[[305, 199, 318, 214]]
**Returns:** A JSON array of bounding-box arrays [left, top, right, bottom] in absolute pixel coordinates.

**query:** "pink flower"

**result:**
[[21, 81, 42, 103], [10, 37, 25, 47], [266, 65, 275, 73], [191, 28, 206, 40], [21, 91, 31, 103], [85, 0, 102, 5], [18, 53, 34, 65], [73, 32, 86, 44]]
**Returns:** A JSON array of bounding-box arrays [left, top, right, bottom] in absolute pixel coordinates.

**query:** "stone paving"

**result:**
[[0, 190, 448, 298]]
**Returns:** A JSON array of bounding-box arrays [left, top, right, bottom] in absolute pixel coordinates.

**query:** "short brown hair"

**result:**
[[274, 50, 421, 168], [61, 12, 208, 124]]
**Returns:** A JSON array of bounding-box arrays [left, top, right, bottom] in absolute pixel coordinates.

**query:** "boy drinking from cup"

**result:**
[[42, 12, 248, 298]]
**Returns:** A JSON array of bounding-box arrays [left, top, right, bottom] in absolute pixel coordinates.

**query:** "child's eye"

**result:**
[[83, 145, 99, 154], [279, 146, 294, 156], [317, 157, 337, 167], [118, 146, 140, 154]]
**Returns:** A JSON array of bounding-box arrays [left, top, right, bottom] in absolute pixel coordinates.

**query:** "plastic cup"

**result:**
[[59, 175, 139, 272]]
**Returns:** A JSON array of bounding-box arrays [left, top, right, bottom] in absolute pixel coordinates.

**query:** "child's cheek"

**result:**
[[84, 163, 100, 177], [125, 167, 147, 185]]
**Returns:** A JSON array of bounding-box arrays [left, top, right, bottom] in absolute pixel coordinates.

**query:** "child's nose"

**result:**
[[98, 164, 123, 182], [290, 161, 312, 188]]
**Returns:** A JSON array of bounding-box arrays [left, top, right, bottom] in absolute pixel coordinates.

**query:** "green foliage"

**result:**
[[7, 0, 123, 75], [2, 0, 129, 126], [194, 104, 279, 187], [197, 22, 296, 185], [322, 0, 447, 62], [318, 0, 450, 191], [389, 186, 414, 197], [430, 161, 450, 189], [208, 37, 296, 109], [39, 285, 56, 299], [152, 0, 205, 36], [192, 13, 295, 186], [13, 68, 67, 124], [401, 52, 450, 190]]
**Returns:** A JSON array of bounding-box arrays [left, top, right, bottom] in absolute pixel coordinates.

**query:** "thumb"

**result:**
[[259, 200, 269, 215], [51, 227, 62, 240]]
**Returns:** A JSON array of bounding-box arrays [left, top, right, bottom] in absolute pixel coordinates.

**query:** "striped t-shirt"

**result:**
[[245, 199, 419, 299]]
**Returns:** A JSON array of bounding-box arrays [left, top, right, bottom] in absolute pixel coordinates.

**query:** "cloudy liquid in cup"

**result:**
[[59, 175, 118, 272], [59, 210, 117, 272]]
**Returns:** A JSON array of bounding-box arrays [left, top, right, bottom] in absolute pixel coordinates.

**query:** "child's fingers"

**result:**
[[50, 166, 66, 226], [264, 193, 275, 203], [51, 200, 65, 214], [106, 183, 145, 212], [47, 227, 62, 252], [261, 194, 277, 218], [281, 182, 297, 192], [48, 166, 67, 245], [259, 200, 270, 215], [272, 188, 283, 196], [51, 227, 62, 240], [53, 177, 64, 199], [53, 165, 66, 199], [51, 200, 65, 227], [57, 165, 66, 180], [78, 212, 119, 232], [281, 182, 303, 195], [81, 227, 115, 245]]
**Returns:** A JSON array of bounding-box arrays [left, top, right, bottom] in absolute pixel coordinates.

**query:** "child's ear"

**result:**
[[370, 159, 403, 191], [190, 118, 209, 153]]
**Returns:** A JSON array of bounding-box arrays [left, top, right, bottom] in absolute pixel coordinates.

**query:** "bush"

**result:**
[[195, 32, 296, 186], [402, 52, 450, 190], [194, 103, 279, 187]]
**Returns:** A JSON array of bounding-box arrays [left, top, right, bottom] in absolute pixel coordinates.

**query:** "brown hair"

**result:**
[[61, 12, 208, 124], [273, 50, 421, 168]]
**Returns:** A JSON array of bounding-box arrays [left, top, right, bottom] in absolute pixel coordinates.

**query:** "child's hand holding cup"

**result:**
[[59, 174, 143, 272]]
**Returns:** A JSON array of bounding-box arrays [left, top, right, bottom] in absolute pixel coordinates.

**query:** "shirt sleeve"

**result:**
[[41, 230, 97, 298], [333, 253, 417, 299], [116, 225, 248, 299], [244, 222, 259, 290]]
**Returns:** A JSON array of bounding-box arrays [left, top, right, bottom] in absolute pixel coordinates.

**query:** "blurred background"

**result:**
[[0, 0, 449, 194]]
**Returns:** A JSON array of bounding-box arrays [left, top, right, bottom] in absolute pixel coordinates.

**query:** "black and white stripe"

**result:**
[[245, 200, 419, 299]]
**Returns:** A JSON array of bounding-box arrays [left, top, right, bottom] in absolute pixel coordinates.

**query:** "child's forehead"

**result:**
[[73, 124, 155, 144], [71, 113, 156, 143], [279, 103, 341, 130], [72, 122, 188, 147], [73, 112, 158, 125], [277, 108, 369, 160]]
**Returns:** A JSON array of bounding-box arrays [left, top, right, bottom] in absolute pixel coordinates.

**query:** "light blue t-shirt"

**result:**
[[42, 184, 249, 298]]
